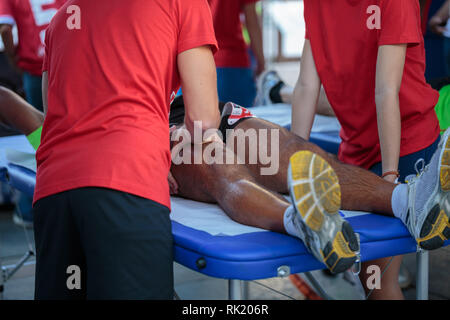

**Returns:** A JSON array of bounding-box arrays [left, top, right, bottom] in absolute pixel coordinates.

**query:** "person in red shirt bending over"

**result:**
[[33, 0, 220, 300], [0, 0, 66, 110], [292, 0, 444, 299]]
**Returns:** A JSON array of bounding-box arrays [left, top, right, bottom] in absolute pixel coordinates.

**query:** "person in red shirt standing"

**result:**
[[208, 0, 265, 108], [292, 0, 442, 299], [34, 0, 220, 299]]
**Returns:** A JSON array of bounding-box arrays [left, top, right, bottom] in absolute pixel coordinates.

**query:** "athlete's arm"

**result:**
[[291, 40, 321, 140], [243, 2, 265, 76], [178, 46, 221, 139], [0, 24, 17, 70], [0, 86, 43, 135], [375, 44, 407, 182]]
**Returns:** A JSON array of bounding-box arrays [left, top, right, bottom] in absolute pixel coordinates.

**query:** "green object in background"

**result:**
[[26, 125, 42, 151], [242, 2, 262, 45], [243, 26, 250, 45], [435, 85, 450, 134]]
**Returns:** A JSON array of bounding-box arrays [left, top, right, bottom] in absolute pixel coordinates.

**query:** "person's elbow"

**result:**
[[294, 78, 320, 99], [374, 85, 400, 109]]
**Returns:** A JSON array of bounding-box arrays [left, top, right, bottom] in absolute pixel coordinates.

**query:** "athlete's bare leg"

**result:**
[[170, 141, 290, 233], [232, 118, 396, 216], [171, 140, 360, 274], [230, 118, 406, 299]]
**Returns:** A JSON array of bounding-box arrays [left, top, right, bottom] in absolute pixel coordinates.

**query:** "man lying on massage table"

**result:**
[[0, 86, 449, 276]]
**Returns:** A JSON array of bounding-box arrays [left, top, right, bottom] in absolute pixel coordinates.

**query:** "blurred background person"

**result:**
[[429, 0, 450, 74], [0, 0, 66, 227], [0, 0, 66, 111], [208, 0, 265, 108]]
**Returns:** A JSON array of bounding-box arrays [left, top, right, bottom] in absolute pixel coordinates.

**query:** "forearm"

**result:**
[[0, 86, 44, 135], [375, 91, 401, 175], [244, 4, 265, 72], [435, 0, 450, 21], [42, 72, 48, 117], [248, 26, 264, 68], [291, 83, 320, 140], [0, 25, 17, 67], [178, 46, 221, 139], [291, 40, 321, 140], [182, 70, 220, 137], [375, 44, 406, 179]]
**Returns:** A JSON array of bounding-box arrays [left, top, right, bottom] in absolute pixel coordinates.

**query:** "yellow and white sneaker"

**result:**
[[405, 128, 450, 250], [287, 151, 359, 274]]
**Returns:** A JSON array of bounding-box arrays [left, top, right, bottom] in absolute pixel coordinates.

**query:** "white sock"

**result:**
[[392, 184, 408, 222], [283, 206, 301, 237]]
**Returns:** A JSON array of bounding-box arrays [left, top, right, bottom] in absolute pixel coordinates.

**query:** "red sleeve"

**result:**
[[177, 0, 218, 55], [0, 0, 15, 25], [378, 0, 422, 47]]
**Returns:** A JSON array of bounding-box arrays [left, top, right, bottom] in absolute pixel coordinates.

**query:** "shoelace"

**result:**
[[405, 158, 427, 184]]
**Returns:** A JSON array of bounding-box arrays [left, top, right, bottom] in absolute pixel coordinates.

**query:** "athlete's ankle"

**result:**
[[283, 205, 301, 238], [391, 184, 408, 223]]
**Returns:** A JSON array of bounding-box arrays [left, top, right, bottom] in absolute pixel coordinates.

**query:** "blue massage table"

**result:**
[[0, 109, 447, 300]]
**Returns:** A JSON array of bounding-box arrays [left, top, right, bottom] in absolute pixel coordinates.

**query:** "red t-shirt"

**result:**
[[208, 0, 258, 68], [0, 0, 66, 75], [34, 0, 218, 209], [304, 0, 440, 169]]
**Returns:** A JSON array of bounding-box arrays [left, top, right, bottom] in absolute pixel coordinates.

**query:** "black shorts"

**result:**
[[170, 95, 256, 143], [217, 102, 256, 143], [33, 187, 173, 300]]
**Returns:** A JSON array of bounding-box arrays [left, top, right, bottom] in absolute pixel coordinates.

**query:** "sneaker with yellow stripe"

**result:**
[[404, 128, 450, 250], [287, 151, 359, 274]]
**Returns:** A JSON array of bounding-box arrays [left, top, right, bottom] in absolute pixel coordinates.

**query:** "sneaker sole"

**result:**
[[288, 151, 359, 274], [417, 131, 450, 250]]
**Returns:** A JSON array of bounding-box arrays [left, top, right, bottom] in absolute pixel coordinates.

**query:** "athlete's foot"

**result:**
[[287, 150, 359, 274], [404, 128, 450, 250], [254, 70, 282, 106]]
